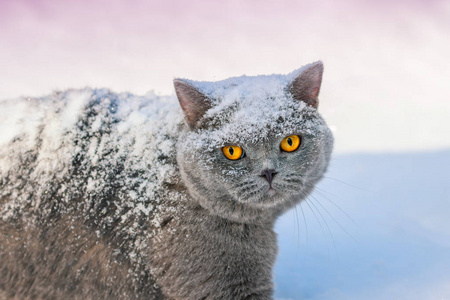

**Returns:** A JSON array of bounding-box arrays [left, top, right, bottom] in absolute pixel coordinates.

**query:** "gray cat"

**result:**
[[0, 61, 333, 299]]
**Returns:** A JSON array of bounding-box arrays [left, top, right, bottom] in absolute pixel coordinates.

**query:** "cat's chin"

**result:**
[[243, 186, 305, 211], [243, 187, 286, 208]]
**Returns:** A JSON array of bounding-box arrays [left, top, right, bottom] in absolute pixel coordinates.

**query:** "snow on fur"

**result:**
[[0, 69, 328, 235], [0, 89, 182, 230]]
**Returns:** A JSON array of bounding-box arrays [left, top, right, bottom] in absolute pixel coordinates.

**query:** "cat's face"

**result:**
[[175, 62, 333, 223]]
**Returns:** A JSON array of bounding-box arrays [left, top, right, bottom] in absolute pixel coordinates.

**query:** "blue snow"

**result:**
[[274, 150, 450, 300]]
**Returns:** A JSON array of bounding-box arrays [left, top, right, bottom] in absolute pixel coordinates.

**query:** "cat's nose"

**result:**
[[260, 169, 278, 186]]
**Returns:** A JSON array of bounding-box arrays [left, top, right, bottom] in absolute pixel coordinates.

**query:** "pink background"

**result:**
[[1, 0, 449, 153]]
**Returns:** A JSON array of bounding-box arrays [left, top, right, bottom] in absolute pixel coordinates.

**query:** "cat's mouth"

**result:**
[[259, 180, 303, 201], [266, 187, 276, 197]]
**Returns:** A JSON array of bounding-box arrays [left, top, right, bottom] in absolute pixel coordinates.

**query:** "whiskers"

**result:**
[[322, 176, 370, 193], [235, 179, 261, 201], [275, 180, 304, 196], [286, 177, 358, 261], [277, 172, 304, 190]]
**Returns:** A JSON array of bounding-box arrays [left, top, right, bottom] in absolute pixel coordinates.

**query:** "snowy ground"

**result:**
[[274, 150, 450, 300]]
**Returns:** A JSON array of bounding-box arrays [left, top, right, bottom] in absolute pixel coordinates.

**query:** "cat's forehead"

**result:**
[[210, 102, 323, 145], [183, 73, 294, 105], [186, 73, 304, 122]]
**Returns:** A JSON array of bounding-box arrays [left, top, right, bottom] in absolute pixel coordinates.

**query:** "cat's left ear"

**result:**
[[289, 61, 324, 109], [174, 79, 212, 128]]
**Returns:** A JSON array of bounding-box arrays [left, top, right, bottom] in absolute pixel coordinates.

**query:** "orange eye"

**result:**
[[280, 135, 301, 152], [222, 145, 244, 160]]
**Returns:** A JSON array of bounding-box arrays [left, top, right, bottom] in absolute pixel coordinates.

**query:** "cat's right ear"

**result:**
[[173, 79, 212, 128], [289, 61, 324, 109]]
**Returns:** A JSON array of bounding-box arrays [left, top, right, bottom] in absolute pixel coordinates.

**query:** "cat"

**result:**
[[0, 61, 333, 299]]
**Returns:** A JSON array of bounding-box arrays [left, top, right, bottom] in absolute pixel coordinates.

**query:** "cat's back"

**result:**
[[0, 88, 183, 214], [0, 88, 184, 299]]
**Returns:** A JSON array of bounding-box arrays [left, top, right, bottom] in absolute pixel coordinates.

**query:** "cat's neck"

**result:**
[[181, 200, 277, 229]]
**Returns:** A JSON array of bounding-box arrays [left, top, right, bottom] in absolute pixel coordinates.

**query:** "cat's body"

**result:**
[[0, 62, 333, 299]]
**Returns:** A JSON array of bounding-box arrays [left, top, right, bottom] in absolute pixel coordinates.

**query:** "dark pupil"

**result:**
[[229, 147, 234, 156], [287, 138, 293, 146]]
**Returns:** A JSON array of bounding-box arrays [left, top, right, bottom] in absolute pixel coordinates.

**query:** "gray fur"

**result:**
[[0, 62, 333, 299]]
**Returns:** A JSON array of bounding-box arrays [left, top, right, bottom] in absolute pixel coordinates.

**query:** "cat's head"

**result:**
[[174, 61, 333, 223]]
